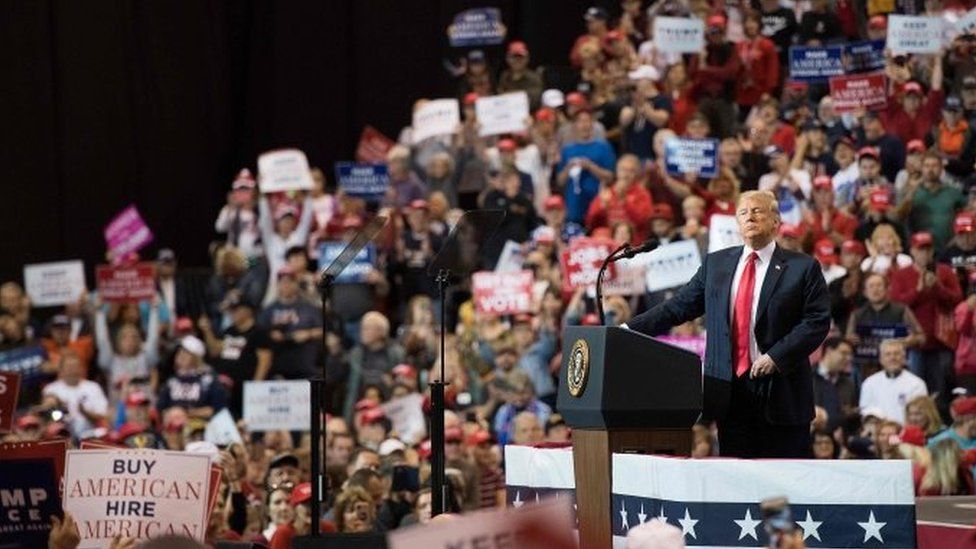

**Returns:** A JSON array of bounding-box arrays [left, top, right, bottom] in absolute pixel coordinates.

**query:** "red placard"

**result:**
[[0, 371, 20, 432], [355, 125, 396, 164], [0, 438, 69, 488], [96, 262, 157, 302], [560, 237, 616, 292], [472, 270, 534, 315], [829, 72, 888, 113]]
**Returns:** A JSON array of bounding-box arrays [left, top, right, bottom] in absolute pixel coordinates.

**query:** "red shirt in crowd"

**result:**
[[882, 89, 945, 145], [807, 208, 859, 243], [735, 36, 779, 107], [585, 183, 654, 243], [889, 263, 963, 351]]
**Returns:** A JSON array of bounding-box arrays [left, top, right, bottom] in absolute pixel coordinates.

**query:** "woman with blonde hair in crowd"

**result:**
[[917, 439, 975, 496], [861, 224, 913, 274], [905, 395, 946, 440], [334, 486, 377, 533]]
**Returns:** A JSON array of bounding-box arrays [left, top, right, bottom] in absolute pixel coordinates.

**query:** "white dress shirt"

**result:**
[[729, 240, 777, 364]]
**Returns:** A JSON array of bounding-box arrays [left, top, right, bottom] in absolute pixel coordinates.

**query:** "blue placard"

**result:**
[[0, 458, 61, 548], [0, 346, 47, 382], [318, 242, 376, 284], [789, 45, 845, 82], [664, 138, 719, 179], [335, 162, 389, 202], [448, 7, 506, 47], [844, 39, 886, 73]]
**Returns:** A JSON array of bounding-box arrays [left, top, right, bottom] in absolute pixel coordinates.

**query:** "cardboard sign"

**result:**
[[789, 45, 845, 82], [886, 15, 944, 53], [412, 99, 460, 143], [0, 371, 20, 432], [104, 205, 153, 263], [652, 16, 705, 53], [664, 138, 719, 178], [854, 322, 910, 364], [472, 270, 534, 316], [381, 393, 426, 445], [645, 240, 702, 292], [335, 162, 389, 202], [243, 380, 311, 432], [957, 8, 976, 38], [708, 214, 743, 253], [475, 91, 530, 137], [448, 7, 506, 47], [560, 238, 615, 292], [494, 240, 526, 272], [23, 260, 86, 307], [355, 125, 396, 164], [203, 408, 243, 447], [96, 263, 157, 303], [63, 448, 211, 546], [829, 72, 887, 113], [317, 242, 375, 284], [0, 440, 68, 549], [257, 149, 314, 193], [0, 345, 48, 384], [844, 39, 886, 73], [655, 334, 706, 359], [387, 497, 576, 549], [601, 255, 649, 296]]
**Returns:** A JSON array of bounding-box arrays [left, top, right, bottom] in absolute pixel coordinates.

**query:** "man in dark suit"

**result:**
[[628, 190, 830, 457]]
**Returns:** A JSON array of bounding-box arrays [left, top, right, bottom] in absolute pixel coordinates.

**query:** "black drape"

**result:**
[[0, 0, 605, 284]]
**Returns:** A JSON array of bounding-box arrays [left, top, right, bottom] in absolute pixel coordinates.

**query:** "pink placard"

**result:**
[[103, 205, 154, 263], [656, 334, 706, 359], [472, 270, 534, 315]]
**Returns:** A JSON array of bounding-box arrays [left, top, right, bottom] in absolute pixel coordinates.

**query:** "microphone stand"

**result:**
[[596, 243, 630, 325], [311, 272, 335, 537], [430, 269, 449, 516]]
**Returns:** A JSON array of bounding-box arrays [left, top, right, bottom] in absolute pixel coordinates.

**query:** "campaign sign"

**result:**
[[476, 91, 530, 137], [243, 380, 311, 432], [886, 15, 945, 53], [355, 125, 395, 164], [472, 270, 533, 316], [829, 72, 888, 113], [957, 8, 976, 37], [257, 149, 314, 193], [63, 449, 211, 546], [0, 457, 61, 548], [96, 263, 157, 303], [656, 334, 706, 360], [317, 242, 375, 284], [855, 323, 909, 364], [664, 138, 719, 178], [789, 45, 845, 82], [335, 162, 389, 202], [381, 393, 426, 445], [560, 238, 615, 292], [448, 7, 506, 47], [844, 39, 886, 73], [601, 255, 648, 297], [104, 205, 153, 263], [412, 99, 461, 144], [0, 371, 20, 432], [23, 260, 86, 307], [645, 239, 702, 292], [652, 16, 705, 53], [0, 346, 47, 384], [708, 214, 743, 253]]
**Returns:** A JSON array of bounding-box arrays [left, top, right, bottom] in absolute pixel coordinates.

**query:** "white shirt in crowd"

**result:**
[[215, 205, 263, 260], [758, 170, 812, 226], [43, 379, 108, 439], [822, 264, 847, 285], [831, 162, 859, 208], [860, 253, 913, 275], [858, 369, 927, 425], [729, 240, 777, 365]]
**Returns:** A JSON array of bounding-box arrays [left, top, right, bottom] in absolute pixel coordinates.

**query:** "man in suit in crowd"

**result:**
[[628, 190, 830, 457]]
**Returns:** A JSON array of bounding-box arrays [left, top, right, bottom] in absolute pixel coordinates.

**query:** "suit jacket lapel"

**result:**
[[716, 247, 742, 329], [756, 246, 786, 323]]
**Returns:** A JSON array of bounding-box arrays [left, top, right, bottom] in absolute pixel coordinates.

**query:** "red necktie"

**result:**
[[733, 252, 758, 378]]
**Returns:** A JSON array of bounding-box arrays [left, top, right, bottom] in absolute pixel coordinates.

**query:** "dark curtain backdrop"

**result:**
[[0, 0, 614, 285]]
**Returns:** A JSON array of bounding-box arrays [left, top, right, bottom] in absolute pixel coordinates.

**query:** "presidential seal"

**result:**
[[567, 339, 590, 397]]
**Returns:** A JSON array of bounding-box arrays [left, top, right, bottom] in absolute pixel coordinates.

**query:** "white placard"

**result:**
[[23, 260, 86, 307], [381, 393, 426, 444], [645, 239, 702, 292], [708, 214, 743, 253], [63, 448, 211, 547], [494, 240, 526, 272], [602, 255, 649, 296], [653, 16, 705, 53], [243, 380, 311, 432], [886, 15, 945, 53], [257, 149, 314, 193], [955, 8, 976, 38], [475, 91, 530, 137], [204, 408, 243, 446], [412, 99, 461, 144]]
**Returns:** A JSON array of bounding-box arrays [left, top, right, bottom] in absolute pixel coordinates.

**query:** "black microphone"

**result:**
[[615, 238, 660, 260]]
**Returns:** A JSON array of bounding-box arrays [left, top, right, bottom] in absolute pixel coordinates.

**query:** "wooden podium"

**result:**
[[557, 326, 702, 549]]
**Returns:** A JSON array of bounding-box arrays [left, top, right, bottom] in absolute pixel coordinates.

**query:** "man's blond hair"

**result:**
[[737, 190, 780, 219]]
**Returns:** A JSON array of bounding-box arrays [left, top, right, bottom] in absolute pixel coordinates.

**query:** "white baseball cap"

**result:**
[[542, 89, 565, 109], [180, 335, 206, 358], [628, 65, 660, 81], [378, 438, 407, 457]]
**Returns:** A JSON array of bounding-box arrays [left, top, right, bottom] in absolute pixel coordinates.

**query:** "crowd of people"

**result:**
[[5, 0, 976, 546]]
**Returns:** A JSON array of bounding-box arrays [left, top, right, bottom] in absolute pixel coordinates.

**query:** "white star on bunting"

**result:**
[[620, 500, 630, 530], [678, 508, 699, 539], [858, 510, 886, 543], [796, 510, 823, 541], [512, 491, 524, 508], [734, 508, 762, 541], [638, 503, 648, 524]]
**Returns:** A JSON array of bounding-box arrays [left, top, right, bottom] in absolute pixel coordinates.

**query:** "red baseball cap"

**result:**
[[290, 482, 312, 506], [869, 189, 891, 210], [955, 212, 975, 234], [534, 108, 557, 123], [392, 364, 417, 379], [869, 15, 887, 30], [858, 147, 880, 160], [466, 429, 493, 446], [361, 408, 386, 425], [16, 414, 41, 430], [814, 239, 837, 264], [842, 239, 867, 255], [544, 195, 565, 211], [164, 417, 186, 433], [952, 396, 976, 417], [900, 425, 926, 447], [650, 203, 674, 221], [910, 231, 934, 248], [174, 316, 194, 333], [507, 40, 529, 56], [902, 82, 923, 96], [497, 138, 518, 152], [232, 168, 256, 190], [603, 29, 625, 43], [417, 439, 432, 459], [706, 14, 727, 29], [566, 92, 589, 108], [813, 175, 833, 191], [778, 224, 803, 239], [463, 92, 479, 106], [906, 139, 926, 154], [445, 427, 464, 443], [355, 398, 378, 411], [407, 199, 429, 211], [125, 391, 151, 407]]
